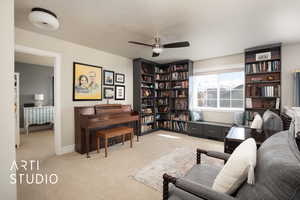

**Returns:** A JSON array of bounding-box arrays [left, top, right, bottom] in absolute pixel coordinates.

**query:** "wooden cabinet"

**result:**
[[188, 121, 231, 141]]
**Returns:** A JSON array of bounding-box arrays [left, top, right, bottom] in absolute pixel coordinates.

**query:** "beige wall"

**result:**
[[282, 42, 300, 107], [15, 28, 133, 148], [0, 0, 16, 199], [193, 53, 244, 124]]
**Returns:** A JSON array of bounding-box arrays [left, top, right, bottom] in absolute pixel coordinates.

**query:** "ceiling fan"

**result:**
[[128, 37, 190, 57]]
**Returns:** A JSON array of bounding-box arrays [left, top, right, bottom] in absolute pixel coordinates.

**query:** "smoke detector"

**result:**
[[28, 7, 59, 31]]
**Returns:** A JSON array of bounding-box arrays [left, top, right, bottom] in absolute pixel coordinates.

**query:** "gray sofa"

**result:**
[[163, 130, 300, 200]]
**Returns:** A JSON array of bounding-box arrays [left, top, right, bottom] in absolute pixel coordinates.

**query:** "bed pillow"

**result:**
[[212, 138, 257, 194]]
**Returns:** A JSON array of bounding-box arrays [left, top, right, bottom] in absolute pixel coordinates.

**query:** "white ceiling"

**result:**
[[15, 52, 54, 67], [15, 0, 300, 63]]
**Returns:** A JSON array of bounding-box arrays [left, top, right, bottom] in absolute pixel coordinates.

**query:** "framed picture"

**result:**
[[103, 70, 114, 86], [104, 87, 114, 99], [73, 62, 102, 101], [115, 73, 125, 84], [115, 85, 125, 100]]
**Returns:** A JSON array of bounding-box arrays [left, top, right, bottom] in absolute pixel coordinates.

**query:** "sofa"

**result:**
[[163, 130, 300, 200]]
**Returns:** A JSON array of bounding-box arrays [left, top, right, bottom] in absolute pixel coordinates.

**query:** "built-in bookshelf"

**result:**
[[134, 58, 193, 135], [244, 43, 281, 126]]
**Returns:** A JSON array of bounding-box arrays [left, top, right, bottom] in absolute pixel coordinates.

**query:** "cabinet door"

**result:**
[[204, 125, 222, 140], [188, 123, 203, 138]]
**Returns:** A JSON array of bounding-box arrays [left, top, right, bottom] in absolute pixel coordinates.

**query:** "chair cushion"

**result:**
[[212, 138, 257, 194], [169, 164, 222, 200]]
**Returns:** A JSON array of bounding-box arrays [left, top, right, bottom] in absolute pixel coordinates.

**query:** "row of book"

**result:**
[[155, 90, 188, 98], [170, 113, 189, 121], [245, 61, 280, 74], [245, 98, 280, 109], [141, 124, 154, 133], [173, 80, 188, 89], [155, 66, 169, 73], [155, 82, 171, 89], [174, 90, 188, 98], [141, 115, 154, 124], [171, 72, 188, 80], [142, 99, 153, 108], [141, 108, 153, 114], [156, 106, 169, 113], [172, 121, 187, 132], [174, 99, 188, 110], [170, 64, 188, 72], [156, 74, 170, 81], [156, 121, 171, 129], [246, 85, 280, 97], [142, 75, 153, 82], [157, 98, 168, 106]]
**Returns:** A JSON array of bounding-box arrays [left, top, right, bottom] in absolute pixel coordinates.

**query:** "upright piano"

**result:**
[[74, 104, 139, 157]]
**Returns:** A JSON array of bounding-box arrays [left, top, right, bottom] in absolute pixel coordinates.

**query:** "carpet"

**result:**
[[132, 147, 223, 192]]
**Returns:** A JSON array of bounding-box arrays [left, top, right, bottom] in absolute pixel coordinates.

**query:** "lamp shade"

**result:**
[[34, 94, 44, 101]]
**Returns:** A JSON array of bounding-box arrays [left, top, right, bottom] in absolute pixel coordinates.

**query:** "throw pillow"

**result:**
[[191, 111, 203, 121], [251, 113, 263, 130], [212, 138, 257, 194]]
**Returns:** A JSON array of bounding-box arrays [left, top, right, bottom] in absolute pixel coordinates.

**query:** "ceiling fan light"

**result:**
[[28, 7, 59, 31], [153, 47, 163, 54]]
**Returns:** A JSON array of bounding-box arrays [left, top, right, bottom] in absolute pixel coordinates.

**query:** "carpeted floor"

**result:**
[[16, 130, 223, 200]]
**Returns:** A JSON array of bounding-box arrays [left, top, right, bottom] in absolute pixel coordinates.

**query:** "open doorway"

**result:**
[[14, 45, 62, 160]]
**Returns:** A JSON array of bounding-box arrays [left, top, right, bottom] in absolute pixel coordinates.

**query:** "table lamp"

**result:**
[[34, 94, 44, 107]]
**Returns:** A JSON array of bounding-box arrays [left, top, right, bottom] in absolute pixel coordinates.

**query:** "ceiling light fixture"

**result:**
[[28, 7, 59, 31]]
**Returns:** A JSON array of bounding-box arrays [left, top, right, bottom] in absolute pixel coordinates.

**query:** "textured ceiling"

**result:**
[[15, 0, 300, 63]]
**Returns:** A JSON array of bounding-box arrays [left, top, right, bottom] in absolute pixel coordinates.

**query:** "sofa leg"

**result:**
[[163, 173, 177, 200]]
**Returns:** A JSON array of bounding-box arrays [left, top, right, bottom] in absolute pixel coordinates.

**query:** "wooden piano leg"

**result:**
[[122, 134, 125, 145], [130, 131, 133, 148], [85, 128, 90, 158], [136, 120, 139, 142], [105, 137, 108, 158], [96, 136, 100, 153]]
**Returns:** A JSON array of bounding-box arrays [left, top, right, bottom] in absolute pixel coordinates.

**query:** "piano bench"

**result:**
[[96, 126, 134, 158]]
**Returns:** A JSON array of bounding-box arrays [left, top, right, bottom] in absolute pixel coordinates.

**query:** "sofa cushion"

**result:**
[[169, 164, 222, 200], [212, 138, 257, 194], [262, 110, 283, 132], [251, 113, 263, 130], [236, 131, 300, 200]]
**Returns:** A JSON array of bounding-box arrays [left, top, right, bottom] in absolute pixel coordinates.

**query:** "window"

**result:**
[[193, 71, 244, 110]]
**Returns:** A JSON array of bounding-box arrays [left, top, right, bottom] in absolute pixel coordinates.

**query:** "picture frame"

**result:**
[[115, 73, 125, 84], [103, 70, 114, 86], [73, 62, 102, 101], [115, 85, 125, 100], [104, 87, 114, 99]]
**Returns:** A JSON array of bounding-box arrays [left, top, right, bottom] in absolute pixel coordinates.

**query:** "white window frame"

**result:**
[[192, 67, 245, 112]]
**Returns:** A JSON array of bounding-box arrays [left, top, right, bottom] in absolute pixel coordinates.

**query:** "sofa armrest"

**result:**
[[163, 173, 236, 200], [197, 149, 230, 164]]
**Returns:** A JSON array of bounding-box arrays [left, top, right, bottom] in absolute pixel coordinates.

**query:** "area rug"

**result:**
[[132, 147, 223, 192]]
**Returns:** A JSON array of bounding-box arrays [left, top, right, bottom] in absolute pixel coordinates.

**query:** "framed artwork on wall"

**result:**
[[115, 85, 125, 100], [73, 62, 102, 101], [103, 70, 114, 86], [104, 87, 114, 99], [115, 73, 125, 84]]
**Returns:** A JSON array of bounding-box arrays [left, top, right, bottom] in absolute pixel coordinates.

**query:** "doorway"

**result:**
[[15, 45, 62, 157]]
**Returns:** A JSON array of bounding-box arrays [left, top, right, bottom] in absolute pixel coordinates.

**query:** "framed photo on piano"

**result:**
[[115, 85, 125, 100], [73, 62, 102, 101]]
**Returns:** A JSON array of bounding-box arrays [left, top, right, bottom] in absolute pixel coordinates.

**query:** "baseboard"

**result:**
[[60, 144, 75, 154]]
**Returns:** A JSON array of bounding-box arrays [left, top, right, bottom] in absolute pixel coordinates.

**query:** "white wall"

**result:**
[[193, 53, 244, 124], [15, 28, 133, 148], [282, 42, 300, 107], [0, 0, 16, 199]]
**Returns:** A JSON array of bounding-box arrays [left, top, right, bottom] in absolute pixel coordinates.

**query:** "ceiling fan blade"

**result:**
[[152, 52, 160, 57], [128, 41, 153, 47], [163, 41, 190, 48]]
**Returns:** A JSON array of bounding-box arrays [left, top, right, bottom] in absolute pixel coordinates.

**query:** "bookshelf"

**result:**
[[244, 43, 281, 126], [133, 58, 193, 135]]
